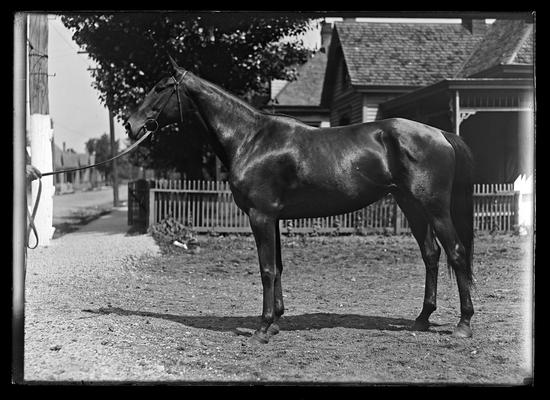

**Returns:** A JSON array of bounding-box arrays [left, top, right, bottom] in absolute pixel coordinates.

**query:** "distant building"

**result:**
[[52, 142, 105, 194]]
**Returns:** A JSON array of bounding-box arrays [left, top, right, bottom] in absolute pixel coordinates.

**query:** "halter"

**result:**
[[142, 70, 188, 137]]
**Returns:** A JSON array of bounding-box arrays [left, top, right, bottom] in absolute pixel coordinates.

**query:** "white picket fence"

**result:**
[[128, 180, 520, 234]]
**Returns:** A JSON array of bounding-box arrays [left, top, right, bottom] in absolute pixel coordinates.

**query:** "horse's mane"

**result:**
[[191, 72, 262, 115], [190, 71, 315, 128]]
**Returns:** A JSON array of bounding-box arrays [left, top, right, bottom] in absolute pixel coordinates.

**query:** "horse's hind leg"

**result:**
[[413, 226, 440, 330], [427, 211, 474, 338], [394, 193, 441, 331]]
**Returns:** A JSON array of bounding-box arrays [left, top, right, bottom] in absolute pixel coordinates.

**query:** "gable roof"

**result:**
[[331, 21, 487, 88], [269, 51, 328, 107], [456, 19, 534, 77]]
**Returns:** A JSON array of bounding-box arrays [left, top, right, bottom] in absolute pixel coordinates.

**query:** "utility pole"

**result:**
[[13, 12, 27, 383], [109, 107, 119, 207], [28, 13, 54, 246], [86, 61, 119, 206]]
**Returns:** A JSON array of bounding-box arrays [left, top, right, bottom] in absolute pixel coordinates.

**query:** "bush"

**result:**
[[148, 216, 198, 249]]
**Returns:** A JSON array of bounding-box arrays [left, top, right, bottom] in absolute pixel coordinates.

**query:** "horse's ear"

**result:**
[[167, 54, 179, 72]]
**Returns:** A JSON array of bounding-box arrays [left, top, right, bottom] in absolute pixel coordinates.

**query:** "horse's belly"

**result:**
[[279, 186, 387, 219]]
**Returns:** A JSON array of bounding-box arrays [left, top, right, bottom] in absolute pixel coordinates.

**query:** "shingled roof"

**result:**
[[456, 19, 534, 77], [333, 21, 487, 87], [270, 51, 328, 107]]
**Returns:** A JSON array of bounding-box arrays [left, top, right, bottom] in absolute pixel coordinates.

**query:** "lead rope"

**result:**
[[27, 129, 153, 249], [27, 70, 189, 249]]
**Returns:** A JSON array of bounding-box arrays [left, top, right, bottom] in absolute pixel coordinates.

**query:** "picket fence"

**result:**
[[128, 179, 519, 234]]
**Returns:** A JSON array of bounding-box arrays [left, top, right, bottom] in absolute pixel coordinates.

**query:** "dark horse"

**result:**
[[125, 58, 475, 344]]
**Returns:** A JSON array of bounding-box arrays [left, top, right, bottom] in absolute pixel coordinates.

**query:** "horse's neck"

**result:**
[[184, 75, 264, 168]]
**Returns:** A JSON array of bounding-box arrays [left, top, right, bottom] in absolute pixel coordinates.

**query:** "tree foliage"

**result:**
[[85, 133, 134, 181], [62, 13, 315, 178], [85, 133, 118, 180]]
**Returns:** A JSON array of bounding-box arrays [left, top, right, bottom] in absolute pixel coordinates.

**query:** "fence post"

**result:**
[[394, 197, 403, 234], [148, 184, 155, 228], [127, 182, 132, 226], [513, 190, 520, 232]]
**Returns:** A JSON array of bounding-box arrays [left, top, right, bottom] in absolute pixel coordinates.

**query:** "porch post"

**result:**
[[454, 90, 461, 136]]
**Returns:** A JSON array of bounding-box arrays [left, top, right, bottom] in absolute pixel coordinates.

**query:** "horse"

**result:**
[[124, 57, 475, 344]]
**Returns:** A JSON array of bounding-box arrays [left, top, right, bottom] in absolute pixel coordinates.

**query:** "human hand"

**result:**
[[26, 165, 42, 182]]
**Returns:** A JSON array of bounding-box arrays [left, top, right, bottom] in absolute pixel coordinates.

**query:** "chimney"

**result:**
[[320, 21, 333, 53], [462, 19, 488, 35]]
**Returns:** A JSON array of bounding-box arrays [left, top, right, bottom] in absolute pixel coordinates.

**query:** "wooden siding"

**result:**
[[330, 92, 363, 126], [362, 94, 400, 122], [333, 53, 349, 100]]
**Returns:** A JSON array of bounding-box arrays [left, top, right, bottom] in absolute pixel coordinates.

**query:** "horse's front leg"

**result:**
[[266, 221, 284, 337], [249, 209, 277, 344]]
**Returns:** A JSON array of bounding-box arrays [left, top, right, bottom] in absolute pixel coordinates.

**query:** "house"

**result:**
[[52, 142, 104, 193], [264, 21, 332, 127], [380, 18, 534, 184], [321, 19, 490, 127], [271, 17, 534, 185]]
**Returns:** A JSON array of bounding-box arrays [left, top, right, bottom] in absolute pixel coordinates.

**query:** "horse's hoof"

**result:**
[[411, 319, 430, 331], [452, 323, 473, 338], [249, 331, 270, 344], [267, 323, 280, 336]]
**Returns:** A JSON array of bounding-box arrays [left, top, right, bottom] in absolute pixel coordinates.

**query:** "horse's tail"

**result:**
[[442, 131, 475, 285]]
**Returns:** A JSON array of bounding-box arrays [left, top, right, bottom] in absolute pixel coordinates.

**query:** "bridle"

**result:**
[[141, 70, 189, 138], [143, 70, 212, 139]]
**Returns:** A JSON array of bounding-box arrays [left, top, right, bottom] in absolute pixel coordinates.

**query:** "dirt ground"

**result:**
[[24, 221, 533, 384]]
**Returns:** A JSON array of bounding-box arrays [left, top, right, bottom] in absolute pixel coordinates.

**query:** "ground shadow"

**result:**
[[53, 210, 113, 239], [83, 306, 442, 334]]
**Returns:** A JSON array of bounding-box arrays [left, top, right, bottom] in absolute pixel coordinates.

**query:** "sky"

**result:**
[[46, 15, 482, 154], [48, 16, 126, 154]]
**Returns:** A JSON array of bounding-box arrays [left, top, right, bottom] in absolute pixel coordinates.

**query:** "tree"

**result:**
[[62, 13, 315, 179], [86, 133, 134, 182], [85, 133, 115, 181]]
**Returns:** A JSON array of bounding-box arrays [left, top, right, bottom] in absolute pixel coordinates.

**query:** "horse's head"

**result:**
[[124, 56, 191, 140]]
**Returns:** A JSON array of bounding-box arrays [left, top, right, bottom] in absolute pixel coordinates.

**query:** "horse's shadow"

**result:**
[[83, 307, 448, 335]]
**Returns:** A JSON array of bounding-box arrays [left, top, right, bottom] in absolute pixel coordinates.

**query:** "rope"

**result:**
[[26, 129, 152, 249], [27, 179, 41, 249], [41, 129, 152, 177], [27, 70, 190, 249]]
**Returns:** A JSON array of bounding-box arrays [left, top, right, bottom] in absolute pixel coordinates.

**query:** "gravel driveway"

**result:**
[[24, 210, 533, 384], [25, 207, 162, 381]]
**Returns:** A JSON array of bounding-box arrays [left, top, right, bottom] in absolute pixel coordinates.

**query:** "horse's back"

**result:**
[[231, 116, 455, 218]]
